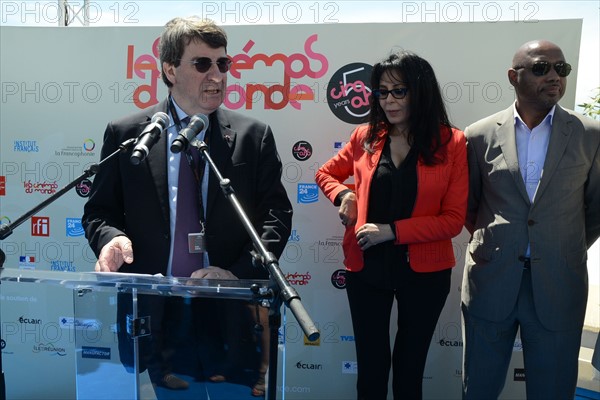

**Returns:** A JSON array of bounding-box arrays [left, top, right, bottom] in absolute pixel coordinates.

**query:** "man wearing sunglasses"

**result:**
[[461, 40, 600, 399], [83, 17, 292, 395]]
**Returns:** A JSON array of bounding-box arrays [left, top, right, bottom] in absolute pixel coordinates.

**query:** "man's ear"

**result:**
[[163, 62, 176, 85], [508, 69, 518, 88]]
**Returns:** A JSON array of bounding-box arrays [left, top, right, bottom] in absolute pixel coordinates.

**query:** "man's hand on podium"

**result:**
[[95, 236, 134, 272], [190, 266, 237, 280]]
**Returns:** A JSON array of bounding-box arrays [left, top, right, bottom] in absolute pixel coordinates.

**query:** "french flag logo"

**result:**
[[19, 256, 35, 263]]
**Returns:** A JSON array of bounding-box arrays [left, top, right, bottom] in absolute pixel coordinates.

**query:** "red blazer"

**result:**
[[315, 124, 468, 272]]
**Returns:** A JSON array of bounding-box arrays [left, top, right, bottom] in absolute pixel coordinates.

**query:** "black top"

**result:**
[[358, 136, 418, 289]]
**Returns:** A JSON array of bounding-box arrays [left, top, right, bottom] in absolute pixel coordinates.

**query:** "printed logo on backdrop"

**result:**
[[32, 343, 67, 357], [333, 141, 348, 156], [331, 269, 347, 289], [24, 180, 58, 195], [291, 141, 313, 161], [438, 338, 463, 347], [66, 218, 84, 237], [295, 361, 323, 371], [60, 317, 101, 331], [50, 260, 76, 272], [127, 34, 329, 111], [342, 361, 358, 374], [19, 256, 35, 270], [297, 183, 318, 204], [0, 176, 5, 196], [288, 229, 300, 242], [31, 216, 50, 237], [76, 178, 93, 198], [327, 62, 373, 124], [13, 140, 39, 152], [514, 368, 526, 381], [285, 271, 312, 286], [512, 338, 523, 352], [19, 316, 42, 325], [55, 139, 96, 158], [82, 346, 111, 360]]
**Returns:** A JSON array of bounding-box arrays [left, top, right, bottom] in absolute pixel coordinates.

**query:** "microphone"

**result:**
[[170, 113, 209, 154], [130, 112, 170, 165]]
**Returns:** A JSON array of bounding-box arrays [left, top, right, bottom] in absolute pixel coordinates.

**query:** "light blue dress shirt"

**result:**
[[514, 103, 554, 257]]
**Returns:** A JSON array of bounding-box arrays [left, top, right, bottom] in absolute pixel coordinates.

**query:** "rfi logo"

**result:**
[[31, 216, 50, 237]]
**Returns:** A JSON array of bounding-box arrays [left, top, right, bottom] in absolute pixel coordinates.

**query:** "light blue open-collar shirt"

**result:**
[[514, 103, 555, 257]]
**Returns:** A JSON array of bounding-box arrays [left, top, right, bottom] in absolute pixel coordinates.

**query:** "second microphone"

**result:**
[[171, 114, 210, 153]]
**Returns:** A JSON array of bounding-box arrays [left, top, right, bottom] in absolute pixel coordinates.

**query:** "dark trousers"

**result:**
[[117, 294, 192, 382], [346, 267, 451, 400], [117, 294, 260, 385]]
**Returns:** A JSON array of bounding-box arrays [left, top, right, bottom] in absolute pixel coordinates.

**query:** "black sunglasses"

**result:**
[[513, 61, 572, 77], [372, 88, 409, 100], [183, 57, 232, 73]]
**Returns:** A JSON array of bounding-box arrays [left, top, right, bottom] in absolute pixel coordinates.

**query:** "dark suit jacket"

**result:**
[[82, 99, 293, 279], [462, 105, 600, 331]]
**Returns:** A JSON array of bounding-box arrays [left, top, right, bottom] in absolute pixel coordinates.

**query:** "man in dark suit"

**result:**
[[82, 17, 292, 393], [461, 40, 600, 399]]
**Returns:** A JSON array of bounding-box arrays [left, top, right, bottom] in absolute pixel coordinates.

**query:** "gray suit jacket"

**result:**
[[462, 105, 600, 331]]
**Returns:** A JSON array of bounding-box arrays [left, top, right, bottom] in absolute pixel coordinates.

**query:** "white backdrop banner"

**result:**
[[0, 20, 584, 399]]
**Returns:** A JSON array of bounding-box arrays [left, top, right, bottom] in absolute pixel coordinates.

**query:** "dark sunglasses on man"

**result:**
[[181, 57, 233, 73], [513, 61, 572, 77]]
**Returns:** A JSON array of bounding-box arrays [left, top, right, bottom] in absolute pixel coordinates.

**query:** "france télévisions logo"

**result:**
[[31, 216, 50, 237], [297, 183, 318, 204], [326, 62, 373, 124]]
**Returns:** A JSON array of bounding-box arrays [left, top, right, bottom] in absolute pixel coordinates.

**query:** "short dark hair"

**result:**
[[365, 51, 452, 165], [159, 17, 228, 87]]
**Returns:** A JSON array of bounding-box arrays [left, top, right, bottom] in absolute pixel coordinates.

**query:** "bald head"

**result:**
[[512, 40, 564, 68], [509, 39, 569, 128]]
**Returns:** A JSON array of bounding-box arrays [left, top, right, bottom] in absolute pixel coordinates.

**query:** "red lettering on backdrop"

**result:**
[[125, 34, 328, 111], [126, 37, 161, 109], [227, 34, 328, 110]]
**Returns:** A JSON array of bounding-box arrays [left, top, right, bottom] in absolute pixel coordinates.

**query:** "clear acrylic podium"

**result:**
[[0, 268, 276, 400]]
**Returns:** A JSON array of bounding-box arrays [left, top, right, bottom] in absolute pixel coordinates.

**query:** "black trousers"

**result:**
[[346, 266, 451, 400]]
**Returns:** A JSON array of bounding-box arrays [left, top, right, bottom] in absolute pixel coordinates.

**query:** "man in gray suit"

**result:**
[[461, 40, 600, 399]]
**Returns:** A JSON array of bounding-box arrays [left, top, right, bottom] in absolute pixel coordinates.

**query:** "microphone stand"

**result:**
[[192, 141, 320, 400], [0, 138, 137, 400]]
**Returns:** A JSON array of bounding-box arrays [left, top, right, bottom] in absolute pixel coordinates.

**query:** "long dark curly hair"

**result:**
[[364, 51, 452, 165]]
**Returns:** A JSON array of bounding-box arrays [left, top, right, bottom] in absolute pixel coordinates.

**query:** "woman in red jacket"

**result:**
[[316, 51, 468, 399]]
